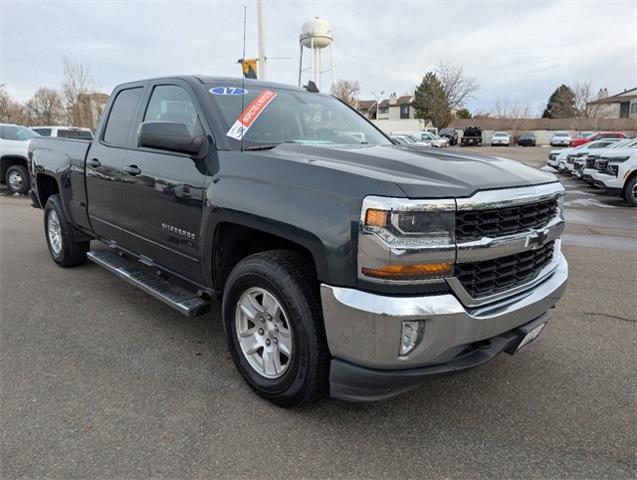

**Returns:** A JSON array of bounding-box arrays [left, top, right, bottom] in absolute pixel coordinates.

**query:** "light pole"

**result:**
[[371, 90, 384, 119], [257, 0, 266, 80]]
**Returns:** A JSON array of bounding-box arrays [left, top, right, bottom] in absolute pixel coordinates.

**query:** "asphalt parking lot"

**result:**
[[1, 146, 636, 479]]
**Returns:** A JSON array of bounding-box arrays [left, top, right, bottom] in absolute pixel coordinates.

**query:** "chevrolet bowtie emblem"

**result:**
[[525, 229, 549, 249]]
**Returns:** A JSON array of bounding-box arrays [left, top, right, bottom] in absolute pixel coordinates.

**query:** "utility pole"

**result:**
[[257, 0, 266, 80]]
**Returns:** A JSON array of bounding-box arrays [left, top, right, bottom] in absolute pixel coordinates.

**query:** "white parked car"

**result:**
[[0, 123, 40, 194], [591, 151, 637, 206], [391, 133, 433, 147], [550, 131, 571, 147], [417, 131, 449, 148], [562, 139, 621, 174], [576, 139, 637, 181], [490, 131, 510, 146], [548, 139, 619, 172], [31, 125, 93, 140], [393, 130, 447, 147]]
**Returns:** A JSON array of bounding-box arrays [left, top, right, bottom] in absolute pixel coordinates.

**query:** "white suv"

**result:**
[[577, 139, 637, 182], [548, 139, 619, 173], [0, 123, 40, 194], [591, 151, 637, 206]]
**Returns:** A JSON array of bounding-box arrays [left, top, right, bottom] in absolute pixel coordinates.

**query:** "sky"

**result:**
[[1, 0, 636, 115]]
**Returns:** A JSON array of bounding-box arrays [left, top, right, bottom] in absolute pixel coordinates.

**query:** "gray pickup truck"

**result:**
[[29, 76, 567, 406]]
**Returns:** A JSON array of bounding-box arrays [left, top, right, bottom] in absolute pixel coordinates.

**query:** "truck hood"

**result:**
[[263, 143, 557, 198]]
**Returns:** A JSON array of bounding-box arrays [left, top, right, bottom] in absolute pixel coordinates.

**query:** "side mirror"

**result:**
[[137, 121, 203, 155]]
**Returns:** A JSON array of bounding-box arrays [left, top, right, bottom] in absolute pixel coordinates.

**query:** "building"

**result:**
[[356, 92, 431, 133], [357, 93, 415, 120], [587, 87, 637, 119]]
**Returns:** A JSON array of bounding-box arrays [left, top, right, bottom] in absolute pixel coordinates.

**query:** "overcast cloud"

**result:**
[[1, 0, 635, 114]]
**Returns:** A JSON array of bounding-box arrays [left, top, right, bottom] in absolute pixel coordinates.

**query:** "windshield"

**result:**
[[554, 132, 569, 137], [494, 132, 508, 137], [208, 85, 391, 149], [3, 125, 40, 141]]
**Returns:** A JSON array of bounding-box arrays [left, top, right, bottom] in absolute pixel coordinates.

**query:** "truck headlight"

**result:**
[[359, 196, 455, 283]]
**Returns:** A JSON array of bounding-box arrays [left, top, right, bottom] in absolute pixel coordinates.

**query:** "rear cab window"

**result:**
[[33, 128, 52, 136], [103, 87, 144, 147], [58, 129, 93, 140]]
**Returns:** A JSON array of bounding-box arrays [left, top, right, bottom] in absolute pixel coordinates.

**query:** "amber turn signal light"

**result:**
[[362, 263, 453, 280], [365, 209, 388, 228]]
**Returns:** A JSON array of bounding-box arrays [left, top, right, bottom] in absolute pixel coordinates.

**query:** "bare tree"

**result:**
[[491, 98, 532, 138], [62, 56, 96, 127], [330, 79, 360, 107], [26, 87, 65, 125], [0, 84, 29, 124], [436, 61, 479, 110], [571, 81, 611, 130], [491, 98, 532, 119]]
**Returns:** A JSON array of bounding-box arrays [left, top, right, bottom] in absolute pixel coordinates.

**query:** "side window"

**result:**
[[103, 87, 144, 146], [33, 128, 52, 136], [3, 126, 19, 140], [143, 85, 202, 136]]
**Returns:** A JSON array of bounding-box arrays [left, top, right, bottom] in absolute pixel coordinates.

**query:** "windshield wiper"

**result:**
[[243, 143, 279, 151]]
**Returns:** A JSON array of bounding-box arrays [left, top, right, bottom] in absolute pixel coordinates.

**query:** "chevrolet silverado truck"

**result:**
[[29, 76, 568, 406]]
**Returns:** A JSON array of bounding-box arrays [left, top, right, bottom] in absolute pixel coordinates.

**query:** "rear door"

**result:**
[[117, 81, 208, 282], [86, 84, 145, 244]]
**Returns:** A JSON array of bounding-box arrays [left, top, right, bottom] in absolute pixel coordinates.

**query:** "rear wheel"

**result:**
[[44, 194, 89, 267], [5, 164, 29, 194], [624, 176, 637, 207], [222, 250, 329, 407]]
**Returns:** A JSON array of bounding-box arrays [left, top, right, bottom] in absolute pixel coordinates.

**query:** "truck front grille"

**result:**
[[455, 241, 555, 298], [596, 160, 608, 172], [455, 199, 558, 242], [586, 157, 598, 168]]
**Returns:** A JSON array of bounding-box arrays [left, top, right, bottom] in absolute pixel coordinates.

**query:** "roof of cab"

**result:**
[[113, 75, 310, 93]]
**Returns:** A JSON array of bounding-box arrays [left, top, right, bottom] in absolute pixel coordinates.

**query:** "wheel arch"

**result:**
[[35, 174, 61, 209], [205, 214, 328, 293]]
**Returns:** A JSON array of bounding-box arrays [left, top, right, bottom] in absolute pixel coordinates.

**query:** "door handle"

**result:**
[[124, 165, 141, 176], [87, 158, 101, 168]]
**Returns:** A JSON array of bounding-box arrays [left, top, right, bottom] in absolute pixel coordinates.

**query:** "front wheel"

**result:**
[[5, 164, 29, 194], [44, 194, 89, 267], [222, 250, 329, 407], [624, 176, 637, 207]]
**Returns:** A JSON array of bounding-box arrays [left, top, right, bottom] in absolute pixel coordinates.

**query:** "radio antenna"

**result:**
[[240, 4, 247, 153]]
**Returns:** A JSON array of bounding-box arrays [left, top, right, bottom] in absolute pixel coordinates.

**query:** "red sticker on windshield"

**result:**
[[226, 89, 278, 140]]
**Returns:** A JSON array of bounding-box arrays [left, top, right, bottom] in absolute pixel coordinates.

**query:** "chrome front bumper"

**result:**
[[320, 252, 567, 370]]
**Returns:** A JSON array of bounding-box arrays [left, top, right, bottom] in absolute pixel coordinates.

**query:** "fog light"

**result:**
[[400, 320, 424, 356]]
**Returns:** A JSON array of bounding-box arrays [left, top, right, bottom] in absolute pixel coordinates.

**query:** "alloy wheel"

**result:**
[[235, 287, 293, 379]]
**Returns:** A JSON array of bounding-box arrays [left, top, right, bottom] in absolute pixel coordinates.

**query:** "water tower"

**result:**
[[298, 17, 334, 91]]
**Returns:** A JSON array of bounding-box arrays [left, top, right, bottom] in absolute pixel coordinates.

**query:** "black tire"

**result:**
[[623, 176, 637, 207], [222, 250, 329, 407], [44, 194, 89, 267], [5, 164, 29, 194]]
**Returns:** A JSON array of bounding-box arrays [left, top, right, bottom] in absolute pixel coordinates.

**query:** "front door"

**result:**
[[118, 83, 208, 282]]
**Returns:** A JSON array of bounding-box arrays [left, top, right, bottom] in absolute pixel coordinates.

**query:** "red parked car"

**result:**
[[570, 131, 626, 147]]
